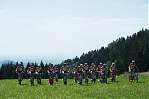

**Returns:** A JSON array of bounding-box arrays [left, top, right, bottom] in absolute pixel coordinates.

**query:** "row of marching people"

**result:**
[[16, 63, 43, 86], [45, 62, 117, 85], [15, 63, 68, 86], [15, 62, 117, 85], [15, 60, 139, 85], [73, 62, 117, 85], [73, 60, 139, 84]]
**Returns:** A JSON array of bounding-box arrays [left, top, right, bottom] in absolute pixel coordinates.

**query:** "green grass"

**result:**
[[0, 73, 149, 99]]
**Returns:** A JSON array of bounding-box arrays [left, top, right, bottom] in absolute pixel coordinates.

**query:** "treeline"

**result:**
[[0, 61, 61, 79], [63, 29, 149, 73]]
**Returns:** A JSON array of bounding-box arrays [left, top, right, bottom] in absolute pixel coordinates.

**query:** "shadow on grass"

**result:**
[[108, 80, 120, 83], [128, 81, 145, 84], [97, 80, 120, 84], [20, 83, 28, 86], [115, 80, 120, 83], [81, 83, 92, 86], [20, 83, 49, 86], [40, 83, 48, 86], [136, 81, 145, 83]]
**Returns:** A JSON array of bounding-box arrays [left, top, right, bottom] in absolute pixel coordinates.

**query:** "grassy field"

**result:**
[[0, 73, 149, 99]]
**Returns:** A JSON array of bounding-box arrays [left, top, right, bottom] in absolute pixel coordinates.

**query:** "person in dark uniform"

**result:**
[[128, 60, 139, 82], [83, 63, 90, 84], [47, 64, 54, 85], [76, 64, 83, 85], [16, 64, 24, 85], [90, 63, 97, 83], [54, 66, 59, 82], [27, 63, 35, 86], [35, 64, 42, 84], [61, 63, 69, 85], [110, 62, 117, 82]]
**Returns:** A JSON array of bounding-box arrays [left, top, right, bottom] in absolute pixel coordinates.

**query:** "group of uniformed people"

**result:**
[[73, 62, 117, 84], [16, 63, 42, 85], [15, 60, 139, 85]]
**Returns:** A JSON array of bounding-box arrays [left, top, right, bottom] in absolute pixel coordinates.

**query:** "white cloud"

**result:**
[[0, 16, 147, 58]]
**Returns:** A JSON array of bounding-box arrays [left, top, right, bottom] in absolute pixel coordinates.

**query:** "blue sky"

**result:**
[[0, 0, 148, 63]]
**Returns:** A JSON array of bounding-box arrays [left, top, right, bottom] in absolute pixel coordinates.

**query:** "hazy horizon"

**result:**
[[0, 0, 148, 64]]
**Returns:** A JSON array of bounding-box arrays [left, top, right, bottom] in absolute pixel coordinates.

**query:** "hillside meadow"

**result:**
[[0, 73, 149, 99]]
